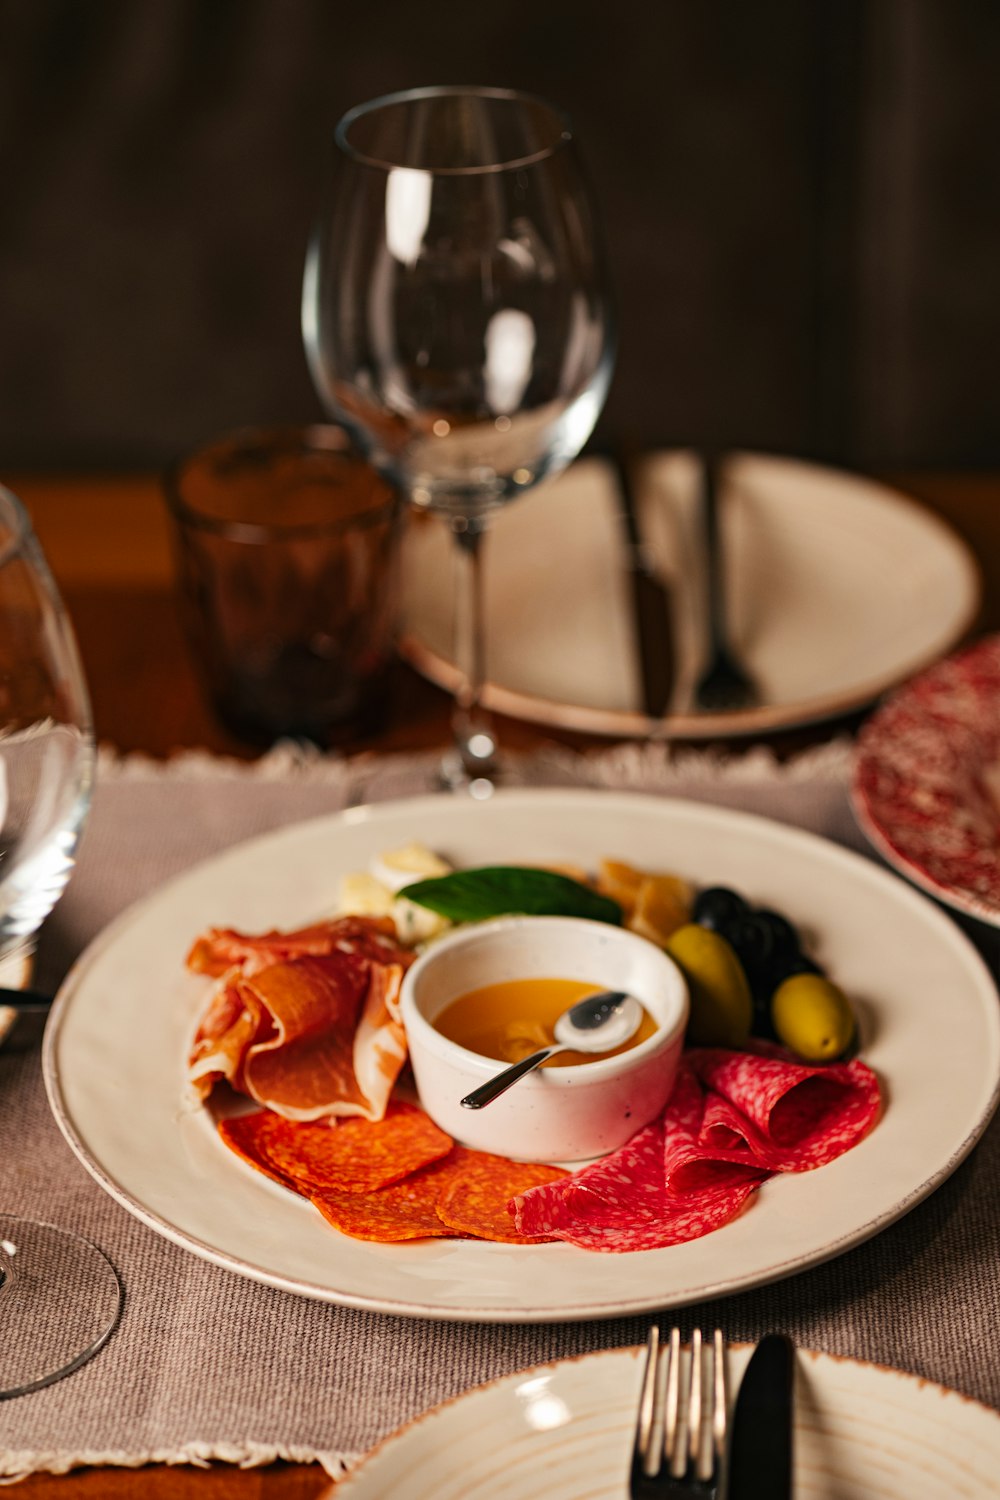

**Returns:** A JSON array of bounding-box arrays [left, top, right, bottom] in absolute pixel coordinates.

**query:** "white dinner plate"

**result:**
[[335, 1344, 1000, 1498], [44, 790, 1000, 1322], [399, 451, 980, 738], [852, 634, 1000, 930]]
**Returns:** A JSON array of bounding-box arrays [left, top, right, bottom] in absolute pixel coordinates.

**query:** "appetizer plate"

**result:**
[[853, 634, 1000, 929], [335, 1344, 1000, 1498], [399, 451, 981, 738], [44, 791, 1000, 1322]]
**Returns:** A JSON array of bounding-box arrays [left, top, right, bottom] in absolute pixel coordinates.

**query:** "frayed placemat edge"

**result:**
[[0, 1442, 361, 1485]]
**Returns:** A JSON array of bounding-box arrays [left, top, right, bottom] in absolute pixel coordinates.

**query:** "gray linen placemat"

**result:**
[[2, 741, 998, 1482]]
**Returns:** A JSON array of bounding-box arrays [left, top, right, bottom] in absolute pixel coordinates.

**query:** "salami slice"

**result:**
[[686, 1045, 881, 1171], [512, 1045, 879, 1252], [512, 1096, 766, 1252], [525, 1179, 764, 1253]]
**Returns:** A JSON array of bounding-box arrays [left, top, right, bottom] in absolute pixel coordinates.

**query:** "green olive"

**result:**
[[771, 974, 855, 1062], [665, 923, 752, 1048]]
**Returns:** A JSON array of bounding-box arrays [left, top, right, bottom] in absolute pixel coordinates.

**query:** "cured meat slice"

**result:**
[[513, 1119, 666, 1238], [511, 1103, 765, 1253], [521, 1180, 764, 1254], [310, 1146, 568, 1244], [312, 1161, 465, 1242], [686, 1045, 882, 1171], [187, 916, 407, 977], [187, 915, 414, 1121], [188, 978, 274, 1097], [511, 1047, 879, 1251], [219, 1101, 453, 1194], [436, 1155, 569, 1244]]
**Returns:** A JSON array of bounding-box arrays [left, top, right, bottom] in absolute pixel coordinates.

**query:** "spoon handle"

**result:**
[[460, 1045, 563, 1109]]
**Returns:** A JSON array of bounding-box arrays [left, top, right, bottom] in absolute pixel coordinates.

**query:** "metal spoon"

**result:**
[[459, 990, 643, 1110]]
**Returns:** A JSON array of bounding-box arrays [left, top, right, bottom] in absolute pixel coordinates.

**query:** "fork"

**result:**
[[693, 452, 758, 714], [630, 1326, 726, 1499]]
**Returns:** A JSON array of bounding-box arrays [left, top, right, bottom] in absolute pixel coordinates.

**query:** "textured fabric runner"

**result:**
[[2, 740, 998, 1482]]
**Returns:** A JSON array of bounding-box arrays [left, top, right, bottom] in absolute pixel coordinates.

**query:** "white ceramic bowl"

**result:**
[[400, 916, 688, 1163]]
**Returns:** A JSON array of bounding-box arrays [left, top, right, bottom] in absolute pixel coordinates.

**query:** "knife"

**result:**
[[610, 447, 675, 720], [727, 1334, 795, 1500], [0, 984, 54, 1051]]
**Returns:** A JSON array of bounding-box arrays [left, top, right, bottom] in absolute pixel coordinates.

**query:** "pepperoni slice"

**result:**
[[218, 1100, 453, 1194], [311, 1150, 477, 1242], [310, 1147, 566, 1244], [436, 1154, 568, 1244]]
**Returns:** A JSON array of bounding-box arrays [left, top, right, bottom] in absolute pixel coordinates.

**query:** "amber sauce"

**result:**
[[433, 977, 657, 1067]]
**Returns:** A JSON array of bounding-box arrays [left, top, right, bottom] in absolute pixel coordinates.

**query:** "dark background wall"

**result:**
[[1, 0, 999, 472]]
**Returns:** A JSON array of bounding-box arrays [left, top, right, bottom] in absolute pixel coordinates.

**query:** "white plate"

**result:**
[[43, 790, 1000, 1322], [335, 1344, 1000, 1498], [399, 452, 980, 738], [852, 634, 1000, 930]]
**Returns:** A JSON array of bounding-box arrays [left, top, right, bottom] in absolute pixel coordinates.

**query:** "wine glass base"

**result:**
[[0, 1216, 122, 1400], [435, 748, 498, 799]]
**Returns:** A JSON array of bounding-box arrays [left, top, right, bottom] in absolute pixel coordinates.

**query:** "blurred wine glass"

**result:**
[[303, 85, 615, 790], [0, 486, 120, 1398]]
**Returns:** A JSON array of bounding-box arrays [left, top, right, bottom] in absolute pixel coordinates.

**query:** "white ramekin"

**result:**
[[399, 915, 688, 1163]]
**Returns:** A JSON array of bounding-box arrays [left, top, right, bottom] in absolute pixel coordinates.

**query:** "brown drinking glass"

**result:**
[[164, 425, 400, 745]]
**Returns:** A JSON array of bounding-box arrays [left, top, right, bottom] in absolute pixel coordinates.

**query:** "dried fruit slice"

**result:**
[[628, 875, 693, 946], [595, 859, 647, 915]]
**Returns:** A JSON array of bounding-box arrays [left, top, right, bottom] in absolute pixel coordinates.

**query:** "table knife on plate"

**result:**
[[610, 448, 675, 720], [727, 1334, 795, 1499], [0, 984, 53, 1050]]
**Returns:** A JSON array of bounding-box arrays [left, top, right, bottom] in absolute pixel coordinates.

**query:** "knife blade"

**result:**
[[0, 984, 53, 1051], [727, 1334, 795, 1500], [611, 448, 675, 720]]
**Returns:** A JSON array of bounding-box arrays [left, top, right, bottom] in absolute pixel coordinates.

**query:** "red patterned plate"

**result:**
[[852, 635, 1000, 926]]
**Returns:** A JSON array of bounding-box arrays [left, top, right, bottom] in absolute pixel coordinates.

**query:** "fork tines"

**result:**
[[631, 1326, 726, 1497]]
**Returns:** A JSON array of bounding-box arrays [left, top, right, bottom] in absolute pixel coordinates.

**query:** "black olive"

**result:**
[[722, 912, 776, 977], [752, 908, 801, 958], [750, 949, 825, 1008], [692, 886, 747, 932], [749, 991, 779, 1040]]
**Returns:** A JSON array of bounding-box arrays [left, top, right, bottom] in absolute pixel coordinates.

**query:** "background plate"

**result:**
[[44, 790, 1000, 1322], [400, 451, 981, 737], [853, 634, 1000, 929], [336, 1345, 1000, 1499]]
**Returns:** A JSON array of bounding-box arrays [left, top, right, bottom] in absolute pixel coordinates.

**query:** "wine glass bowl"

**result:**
[[0, 487, 93, 967], [303, 86, 615, 786], [0, 487, 121, 1400]]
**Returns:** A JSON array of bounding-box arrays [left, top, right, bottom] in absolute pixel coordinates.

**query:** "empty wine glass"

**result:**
[[0, 486, 120, 1399], [303, 85, 615, 790]]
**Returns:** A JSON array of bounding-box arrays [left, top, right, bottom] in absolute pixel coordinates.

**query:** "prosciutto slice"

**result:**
[[187, 916, 413, 1122], [511, 1047, 880, 1252]]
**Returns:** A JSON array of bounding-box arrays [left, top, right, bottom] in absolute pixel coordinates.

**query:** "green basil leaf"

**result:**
[[399, 866, 622, 926]]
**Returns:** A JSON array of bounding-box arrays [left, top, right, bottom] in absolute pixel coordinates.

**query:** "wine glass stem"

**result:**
[[449, 514, 497, 784]]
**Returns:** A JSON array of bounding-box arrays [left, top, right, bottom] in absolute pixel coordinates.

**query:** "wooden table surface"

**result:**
[[9, 465, 1000, 1497]]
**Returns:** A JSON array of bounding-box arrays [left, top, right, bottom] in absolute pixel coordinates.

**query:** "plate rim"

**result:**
[[334, 1341, 1000, 1496], [42, 787, 1000, 1322], [399, 451, 983, 739], [851, 633, 1000, 930]]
